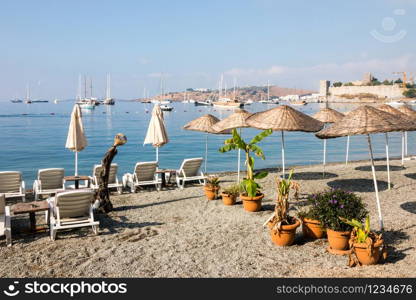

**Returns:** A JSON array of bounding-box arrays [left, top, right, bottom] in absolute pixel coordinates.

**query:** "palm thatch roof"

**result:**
[[211, 109, 252, 132], [183, 114, 230, 134], [398, 105, 416, 120], [313, 108, 345, 123], [246, 105, 324, 132], [316, 105, 416, 139]]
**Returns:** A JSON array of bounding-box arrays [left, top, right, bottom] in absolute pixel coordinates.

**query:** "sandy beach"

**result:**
[[1, 158, 415, 278]]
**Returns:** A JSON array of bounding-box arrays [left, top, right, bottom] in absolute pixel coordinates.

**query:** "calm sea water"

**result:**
[[0, 100, 414, 186]]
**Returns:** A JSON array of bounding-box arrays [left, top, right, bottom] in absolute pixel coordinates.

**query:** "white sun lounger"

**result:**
[[0, 171, 25, 202], [0, 194, 12, 247], [48, 190, 99, 240], [122, 161, 161, 193], [176, 158, 206, 189], [33, 168, 65, 200], [89, 164, 122, 194]]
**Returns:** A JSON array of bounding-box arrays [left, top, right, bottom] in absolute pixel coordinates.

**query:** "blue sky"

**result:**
[[0, 0, 415, 99]]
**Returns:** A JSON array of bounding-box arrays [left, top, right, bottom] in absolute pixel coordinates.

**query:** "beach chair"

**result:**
[[48, 190, 99, 240], [33, 168, 65, 200], [0, 194, 12, 246], [175, 158, 206, 189], [122, 162, 161, 193], [0, 171, 25, 202], [90, 164, 122, 194]]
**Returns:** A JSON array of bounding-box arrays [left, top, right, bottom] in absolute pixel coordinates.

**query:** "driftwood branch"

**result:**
[[97, 133, 127, 213]]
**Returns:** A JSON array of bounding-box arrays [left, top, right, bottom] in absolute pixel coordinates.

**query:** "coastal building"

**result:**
[[320, 74, 405, 100]]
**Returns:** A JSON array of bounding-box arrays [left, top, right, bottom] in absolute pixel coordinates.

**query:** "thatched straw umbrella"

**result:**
[[398, 105, 416, 156], [183, 114, 230, 172], [246, 105, 324, 178], [211, 109, 252, 183], [313, 108, 344, 176], [377, 105, 415, 187], [316, 105, 415, 230]]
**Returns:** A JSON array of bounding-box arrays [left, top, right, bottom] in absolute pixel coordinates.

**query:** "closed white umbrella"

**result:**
[[66, 104, 88, 175], [144, 104, 169, 162]]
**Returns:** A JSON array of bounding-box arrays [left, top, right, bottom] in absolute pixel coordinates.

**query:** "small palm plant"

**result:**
[[340, 216, 371, 243], [219, 128, 272, 197], [268, 169, 300, 229]]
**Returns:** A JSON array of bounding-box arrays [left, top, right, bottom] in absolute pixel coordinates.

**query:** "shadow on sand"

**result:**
[[400, 201, 416, 214], [355, 165, 405, 172], [327, 178, 390, 192], [382, 229, 412, 264], [290, 172, 338, 181], [403, 173, 416, 180]]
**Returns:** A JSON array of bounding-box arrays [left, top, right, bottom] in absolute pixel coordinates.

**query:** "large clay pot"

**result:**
[[240, 193, 264, 212], [327, 229, 351, 251], [221, 193, 237, 206], [204, 186, 219, 200], [302, 218, 326, 239], [269, 218, 301, 246], [353, 239, 384, 265]]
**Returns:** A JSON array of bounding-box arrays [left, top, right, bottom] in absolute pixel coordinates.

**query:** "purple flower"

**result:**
[[340, 204, 344, 209]]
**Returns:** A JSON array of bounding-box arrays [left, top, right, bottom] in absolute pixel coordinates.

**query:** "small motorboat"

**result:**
[[160, 104, 173, 111]]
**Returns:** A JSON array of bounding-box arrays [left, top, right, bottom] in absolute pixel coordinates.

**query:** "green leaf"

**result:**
[[365, 216, 370, 232], [219, 145, 232, 153], [249, 129, 273, 144], [253, 171, 268, 179]]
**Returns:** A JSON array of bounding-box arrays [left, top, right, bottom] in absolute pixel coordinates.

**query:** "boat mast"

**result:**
[[106, 73, 111, 99], [26, 83, 30, 101], [77, 74, 82, 101], [90, 78, 93, 98], [84, 76, 87, 99]]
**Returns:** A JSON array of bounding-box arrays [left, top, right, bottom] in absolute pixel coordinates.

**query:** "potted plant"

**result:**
[[311, 189, 368, 253], [221, 184, 240, 206], [204, 176, 220, 200], [265, 170, 301, 246], [219, 128, 272, 212], [340, 216, 386, 266], [297, 196, 326, 240]]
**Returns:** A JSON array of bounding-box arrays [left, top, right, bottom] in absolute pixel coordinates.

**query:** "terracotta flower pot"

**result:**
[[327, 229, 351, 251], [204, 186, 219, 200], [302, 218, 326, 239], [269, 218, 301, 246], [221, 193, 237, 206], [353, 239, 384, 265], [240, 193, 264, 212]]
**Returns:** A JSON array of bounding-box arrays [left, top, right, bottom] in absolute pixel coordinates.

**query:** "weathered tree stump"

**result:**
[[97, 133, 127, 213]]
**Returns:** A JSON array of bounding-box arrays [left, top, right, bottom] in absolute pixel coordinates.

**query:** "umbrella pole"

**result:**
[[281, 131, 285, 179], [237, 128, 242, 183], [156, 147, 159, 163], [345, 135, 350, 165], [75, 152, 78, 176], [367, 134, 384, 231], [385, 133, 391, 190], [205, 133, 208, 173], [401, 132, 405, 166], [405, 131, 408, 156], [323, 139, 327, 178]]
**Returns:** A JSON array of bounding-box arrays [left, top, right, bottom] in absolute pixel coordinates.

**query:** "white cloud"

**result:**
[[147, 72, 171, 78], [138, 57, 151, 65]]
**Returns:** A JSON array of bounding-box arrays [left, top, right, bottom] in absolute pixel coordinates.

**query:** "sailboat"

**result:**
[[103, 73, 115, 105], [212, 74, 243, 108], [259, 81, 278, 104], [77, 76, 96, 110], [155, 73, 173, 109]]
